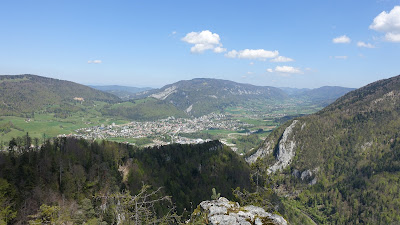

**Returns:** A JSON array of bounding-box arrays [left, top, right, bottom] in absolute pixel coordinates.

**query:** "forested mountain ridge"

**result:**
[[279, 86, 355, 106], [247, 74, 400, 224], [0, 74, 120, 116], [0, 138, 253, 224], [133, 78, 289, 116], [295, 86, 355, 105]]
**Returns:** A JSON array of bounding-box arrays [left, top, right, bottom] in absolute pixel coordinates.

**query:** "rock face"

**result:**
[[190, 197, 287, 225], [246, 120, 299, 173], [245, 140, 274, 164], [267, 120, 298, 174]]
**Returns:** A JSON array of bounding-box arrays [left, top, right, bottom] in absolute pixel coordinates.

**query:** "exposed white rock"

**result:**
[[245, 140, 274, 164], [150, 86, 177, 100], [267, 120, 298, 174], [194, 197, 287, 225], [301, 122, 306, 131], [186, 104, 193, 113]]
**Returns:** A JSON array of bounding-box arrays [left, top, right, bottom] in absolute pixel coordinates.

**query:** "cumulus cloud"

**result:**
[[385, 32, 400, 42], [357, 41, 375, 48], [182, 30, 226, 53], [224, 49, 279, 60], [88, 60, 102, 64], [213, 46, 227, 53], [275, 66, 302, 74], [270, 56, 294, 62], [370, 6, 400, 42], [190, 43, 215, 53], [266, 66, 302, 74], [249, 62, 254, 65], [333, 35, 351, 43], [225, 50, 238, 58]]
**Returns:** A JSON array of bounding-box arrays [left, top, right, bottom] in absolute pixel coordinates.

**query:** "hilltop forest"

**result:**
[[0, 137, 253, 224]]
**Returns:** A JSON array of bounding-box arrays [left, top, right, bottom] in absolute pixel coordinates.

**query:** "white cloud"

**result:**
[[191, 43, 215, 53], [182, 30, 226, 53], [275, 66, 302, 74], [267, 66, 302, 74], [357, 41, 375, 48], [370, 6, 400, 33], [270, 56, 294, 62], [225, 49, 279, 60], [385, 32, 400, 42], [213, 46, 227, 53], [171, 31, 177, 35], [182, 30, 220, 45], [249, 62, 254, 65], [333, 35, 351, 43], [334, 56, 348, 59], [247, 71, 253, 75], [370, 6, 400, 42], [225, 50, 238, 58], [88, 60, 102, 64]]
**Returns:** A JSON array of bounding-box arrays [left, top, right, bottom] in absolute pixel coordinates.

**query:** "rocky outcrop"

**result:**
[[267, 120, 298, 174], [245, 140, 274, 164], [246, 120, 300, 172], [292, 168, 318, 186], [150, 86, 177, 100], [190, 197, 287, 225]]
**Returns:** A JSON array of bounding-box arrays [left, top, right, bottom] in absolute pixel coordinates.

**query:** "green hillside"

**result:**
[[100, 98, 187, 121], [248, 75, 400, 224], [0, 74, 120, 116]]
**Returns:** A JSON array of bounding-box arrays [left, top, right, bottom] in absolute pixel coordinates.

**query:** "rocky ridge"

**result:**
[[189, 197, 287, 225]]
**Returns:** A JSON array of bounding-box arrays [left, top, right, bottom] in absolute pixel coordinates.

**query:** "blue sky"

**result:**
[[1, 0, 399, 88]]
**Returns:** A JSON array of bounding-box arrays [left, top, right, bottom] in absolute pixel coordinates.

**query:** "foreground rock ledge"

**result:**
[[189, 197, 287, 225]]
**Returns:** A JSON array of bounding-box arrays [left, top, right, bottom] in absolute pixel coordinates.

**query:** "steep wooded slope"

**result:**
[[248, 75, 400, 224]]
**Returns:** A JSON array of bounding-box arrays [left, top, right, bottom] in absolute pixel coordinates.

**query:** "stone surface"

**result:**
[[193, 197, 287, 225], [245, 140, 274, 164], [267, 120, 298, 174], [301, 170, 313, 180]]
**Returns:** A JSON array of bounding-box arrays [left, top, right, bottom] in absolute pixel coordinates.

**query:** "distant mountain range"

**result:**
[[89, 85, 153, 100], [280, 86, 356, 106], [132, 78, 354, 116], [247, 75, 400, 224], [133, 78, 288, 116], [0, 74, 354, 118]]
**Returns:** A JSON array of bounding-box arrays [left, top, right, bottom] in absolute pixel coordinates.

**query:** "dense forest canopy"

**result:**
[[0, 136, 253, 224]]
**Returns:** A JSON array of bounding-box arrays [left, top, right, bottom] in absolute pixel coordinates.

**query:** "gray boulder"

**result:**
[[190, 197, 287, 225]]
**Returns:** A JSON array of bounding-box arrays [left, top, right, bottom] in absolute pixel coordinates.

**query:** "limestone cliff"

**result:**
[[267, 120, 298, 174], [246, 120, 299, 174]]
